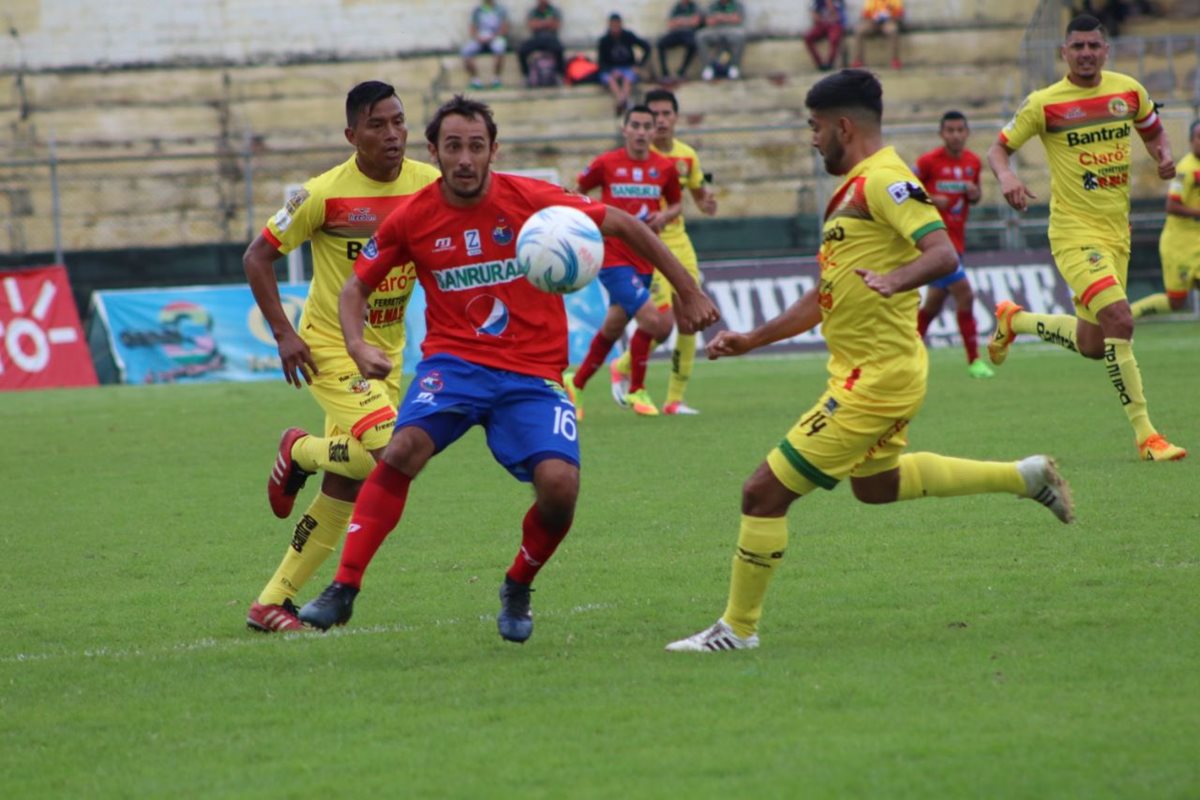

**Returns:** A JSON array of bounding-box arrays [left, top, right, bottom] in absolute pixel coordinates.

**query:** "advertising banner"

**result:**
[[0, 265, 98, 390], [90, 280, 610, 385]]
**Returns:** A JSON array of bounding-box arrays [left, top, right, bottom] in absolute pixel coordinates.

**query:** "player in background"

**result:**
[[608, 88, 719, 415], [666, 69, 1073, 654], [242, 81, 439, 632], [987, 14, 1185, 462], [566, 105, 683, 417], [913, 111, 994, 378], [1132, 119, 1200, 318], [297, 96, 719, 642]]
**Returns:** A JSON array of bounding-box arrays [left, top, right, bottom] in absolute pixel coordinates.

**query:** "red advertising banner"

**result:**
[[0, 265, 99, 390]]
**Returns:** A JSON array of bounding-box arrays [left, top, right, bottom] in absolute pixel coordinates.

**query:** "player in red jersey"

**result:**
[[913, 110, 993, 378], [567, 105, 682, 417], [298, 96, 719, 641]]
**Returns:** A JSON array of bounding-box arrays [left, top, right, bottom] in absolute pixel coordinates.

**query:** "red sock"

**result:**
[[917, 308, 932, 338], [334, 461, 412, 588], [506, 503, 572, 585], [628, 328, 654, 392], [573, 332, 616, 389], [957, 308, 980, 363]]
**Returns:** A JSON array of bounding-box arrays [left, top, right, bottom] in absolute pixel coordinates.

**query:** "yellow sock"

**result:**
[[613, 349, 631, 375], [1130, 293, 1172, 319], [721, 515, 788, 639], [258, 492, 354, 606], [292, 434, 375, 480], [1103, 338, 1157, 442], [897, 452, 1026, 500], [666, 333, 696, 404], [1011, 310, 1078, 353]]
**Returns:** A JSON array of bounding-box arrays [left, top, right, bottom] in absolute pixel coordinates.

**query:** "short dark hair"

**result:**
[[1191, 119, 1200, 138], [1066, 14, 1107, 39], [346, 81, 398, 128], [805, 69, 883, 122], [425, 94, 498, 146], [644, 88, 679, 112], [623, 104, 654, 125], [940, 110, 968, 127]]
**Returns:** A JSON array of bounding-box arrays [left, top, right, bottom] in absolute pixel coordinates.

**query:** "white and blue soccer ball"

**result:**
[[516, 205, 604, 294]]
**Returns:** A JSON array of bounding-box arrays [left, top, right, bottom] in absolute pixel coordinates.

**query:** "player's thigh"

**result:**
[[307, 346, 401, 451], [946, 274, 975, 307], [485, 374, 580, 483], [1053, 241, 1129, 324], [765, 392, 921, 495], [394, 354, 487, 458]]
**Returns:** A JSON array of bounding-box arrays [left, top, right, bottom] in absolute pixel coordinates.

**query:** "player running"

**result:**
[[914, 110, 993, 378], [242, 81, 439, 633], [298, 95, 719, 642], [1132, 119, 1200, 318], [986, 14, 1185, 462], [607, 88, 719, 414], [666, 69, 1073, 654], [566, 105, 682, 417]]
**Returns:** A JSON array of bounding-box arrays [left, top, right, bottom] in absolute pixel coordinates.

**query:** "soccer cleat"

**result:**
[[497, 576, 534, 643], [563, 370, 582, 421], [298, 581, 359, 631], [1138, 434, 1187, 462], [663, 401, 701, 415], [627, 389, 659, 417], [246, 599, 306, 633], [1016, 455, 1074, 524], [665, 619, 759, 652], [268, 427, 315, 519], [987, 300, 1024, 366], [609, 361, 630, 409], [967, 360, 995, 379]]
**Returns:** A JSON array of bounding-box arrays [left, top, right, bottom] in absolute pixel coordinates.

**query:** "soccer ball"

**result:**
[[516, 205, 604, 294]]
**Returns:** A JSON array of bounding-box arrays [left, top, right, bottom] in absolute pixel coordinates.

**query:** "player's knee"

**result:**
[[740, 471, 792, 517], [850, 478, 896, 504], [533, 463, 579, 528], [1169, 295, 1188, 311], [382, 427, 433, 477]]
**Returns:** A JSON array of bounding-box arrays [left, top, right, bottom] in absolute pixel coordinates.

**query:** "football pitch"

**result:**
[[3, 323, 1197, 799]]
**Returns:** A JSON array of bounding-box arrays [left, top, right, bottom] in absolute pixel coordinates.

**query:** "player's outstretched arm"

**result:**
[[987, 141, 1036, 212], [708, 288, 821, 360], [600, 205, 720, 333], [338, 274, 393, 380], [243, 233, 318, 388], [856, 229, 957, 298]]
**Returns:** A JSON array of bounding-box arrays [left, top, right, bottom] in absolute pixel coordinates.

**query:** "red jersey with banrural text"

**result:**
[[914, 146, 982, 255], [577, 148, 680, 274], [354, 173, 607, 382]]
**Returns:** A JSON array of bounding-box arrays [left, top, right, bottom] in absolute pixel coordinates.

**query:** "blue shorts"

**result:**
[[598, 266, 653, 317], [929, 257, 968, 291], [396, 354, 579, 482], [599, 67, 639, 85]]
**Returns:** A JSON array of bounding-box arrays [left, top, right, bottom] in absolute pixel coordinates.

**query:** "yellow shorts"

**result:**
[[307, 345, 402, 452], [766, 390, 923, 495], [649, 236, 701, 310], [1158, 233, 1200, 297], [1052, 241, 1130, 324]]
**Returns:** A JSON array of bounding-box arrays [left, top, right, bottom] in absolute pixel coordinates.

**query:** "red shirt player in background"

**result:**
[[569, 105, 683, 417], [914, 110, 994, 378], [297, 95, 718, 642]]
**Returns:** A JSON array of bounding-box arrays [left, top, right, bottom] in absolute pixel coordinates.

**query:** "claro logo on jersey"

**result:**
[[434, 259, 524, 292], [1065, 124, 1130, 147]]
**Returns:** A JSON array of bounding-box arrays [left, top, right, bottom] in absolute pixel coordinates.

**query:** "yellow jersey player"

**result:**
[[986, 14, 1185, 462], [1133, 119, 1200, 318], [243, 81, 439, 632], [666, 69, 1073, 653], [609, 87, 718, 415]]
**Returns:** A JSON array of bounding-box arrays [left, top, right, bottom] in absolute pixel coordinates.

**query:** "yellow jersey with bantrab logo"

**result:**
[[816, 146, 945, 412], [1162, 152, 1200, 243], [999, 71, 1161, 246], [262, 155, 440, 355], [651, 138, 706, 251]]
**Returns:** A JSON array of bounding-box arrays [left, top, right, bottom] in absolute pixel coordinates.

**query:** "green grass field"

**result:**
[[3, 323, 1198, 799]]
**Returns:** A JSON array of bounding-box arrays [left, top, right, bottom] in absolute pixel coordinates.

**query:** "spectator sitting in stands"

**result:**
[[852, 0, 904, 70], [518, 1, 565, 87], [804, 0, 846, 71], [597, 12, 652, 115], [658, 0, 704, 81], [698, 0, 747, 81], [463, 0, 510, 88]]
